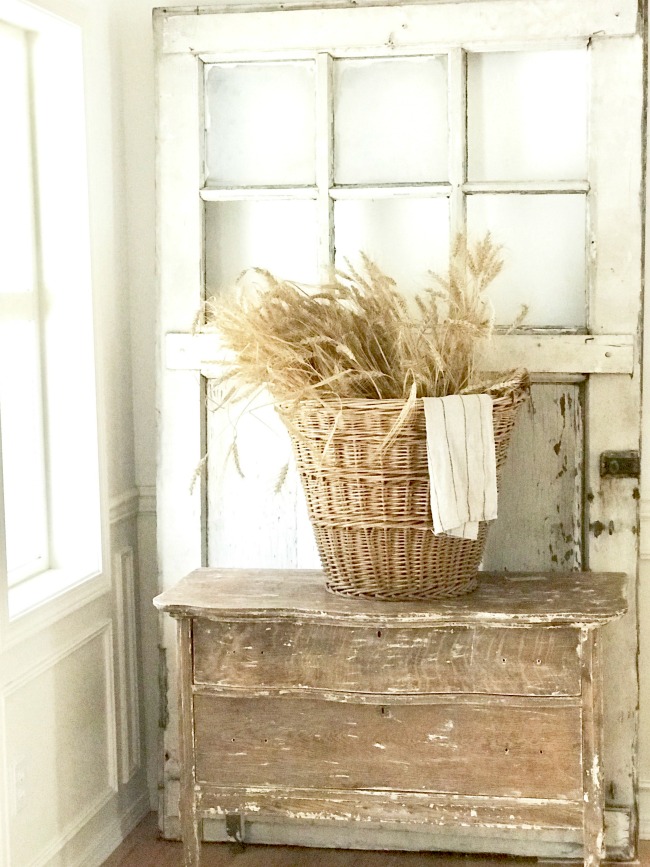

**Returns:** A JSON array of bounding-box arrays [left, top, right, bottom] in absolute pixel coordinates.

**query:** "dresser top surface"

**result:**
[[154, 569, 627, 626]]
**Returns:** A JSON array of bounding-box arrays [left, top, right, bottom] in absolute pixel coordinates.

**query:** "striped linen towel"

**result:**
[[422, 394, 497, 540]]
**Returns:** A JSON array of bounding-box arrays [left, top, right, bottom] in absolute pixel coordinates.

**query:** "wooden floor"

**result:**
[[102, 814, 650, 866]]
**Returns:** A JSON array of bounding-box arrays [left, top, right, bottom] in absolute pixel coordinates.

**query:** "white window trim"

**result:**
[[0, 0, 108, 639]]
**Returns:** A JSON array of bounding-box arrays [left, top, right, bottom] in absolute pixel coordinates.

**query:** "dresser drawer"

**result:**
[[194, 694, 582, 800], [193, 619, 581, 696]]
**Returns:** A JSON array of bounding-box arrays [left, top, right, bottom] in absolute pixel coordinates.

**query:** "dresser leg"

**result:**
[[581, 629, 604, 867], [178, 618, 202, 866], [180, 814, 201, 867]]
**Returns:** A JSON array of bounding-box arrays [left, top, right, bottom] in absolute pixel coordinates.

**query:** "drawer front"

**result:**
[[193, 619, 581, 696], [194, 695, 582, 800]]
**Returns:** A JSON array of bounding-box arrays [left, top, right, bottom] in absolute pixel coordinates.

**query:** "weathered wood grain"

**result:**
[[197, 787, 584, 831], [162, 570, 627, 865], [193, 620, 581, 697], [193, 695, 583, 799], [205, 382, 320, 572], [178, 620, 201, 866], [586, 34, 644, 847], [157, 2, 639, 57], [166, 332, 635, 377], [483, 383, 583, 572], [154, 569, 628, 626], [479, 335, 633, 377], [582, 629, 605, 867], [102, 811, 650, 865]]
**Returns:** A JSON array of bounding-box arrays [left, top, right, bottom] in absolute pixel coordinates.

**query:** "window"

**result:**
[[0, 4, 102, 618], [202, 48, 589, 324]]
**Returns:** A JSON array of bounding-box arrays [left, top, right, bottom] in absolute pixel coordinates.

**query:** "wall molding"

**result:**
[[69, 794, 150, 867], [2, 618, 116, 703], [26, 787, 116, 867], [138, 485, 157, 517], [113, 546, 141, 784], [2, 572, 110, 653], [109, 488, 140, 525], [109, 486, 156, 525], [1, 621, 119, 867]]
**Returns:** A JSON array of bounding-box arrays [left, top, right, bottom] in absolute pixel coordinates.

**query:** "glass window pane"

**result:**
[[334, 57, 448, 185], [0, 321, 49, 580], [468, 50, 588, 182], [466, 194, 586, 327], [334, 198, 450, 304], [205, 200, 319, 293], [205, 62, 316, 187], [0, 22, 36, 295]]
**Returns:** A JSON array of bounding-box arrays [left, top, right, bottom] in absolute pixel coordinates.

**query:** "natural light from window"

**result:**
[[0, 5, 102, 619]]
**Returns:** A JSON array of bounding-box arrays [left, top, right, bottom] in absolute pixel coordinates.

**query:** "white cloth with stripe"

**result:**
[[422, 394, 497, 540]]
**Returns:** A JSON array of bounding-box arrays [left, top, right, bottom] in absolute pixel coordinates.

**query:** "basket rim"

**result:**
[[278, 377, 529, 413]]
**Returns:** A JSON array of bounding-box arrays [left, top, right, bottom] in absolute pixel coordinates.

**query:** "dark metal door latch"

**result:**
[[599, 450, 640, 478]]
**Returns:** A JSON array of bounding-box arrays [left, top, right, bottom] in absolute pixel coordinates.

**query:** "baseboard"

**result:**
[[65, 793, 150, 867]]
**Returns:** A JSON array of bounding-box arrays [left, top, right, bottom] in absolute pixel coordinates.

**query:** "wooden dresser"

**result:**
[[154, 568, 627, 867]]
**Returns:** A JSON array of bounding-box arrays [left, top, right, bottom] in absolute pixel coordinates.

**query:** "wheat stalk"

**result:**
[[203, 234, 524, 409]]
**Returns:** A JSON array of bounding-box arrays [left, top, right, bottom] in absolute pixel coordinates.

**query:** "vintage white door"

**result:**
[[155, 1, 643, 857]]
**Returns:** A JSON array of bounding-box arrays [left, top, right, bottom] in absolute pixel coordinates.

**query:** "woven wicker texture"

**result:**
[[281, 383, 528, 600]]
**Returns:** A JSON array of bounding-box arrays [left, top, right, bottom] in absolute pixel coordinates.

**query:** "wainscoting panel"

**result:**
[[1, 622, 118, 867]]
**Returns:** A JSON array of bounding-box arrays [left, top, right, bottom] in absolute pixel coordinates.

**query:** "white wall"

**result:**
[[0, 1, 149, 864]]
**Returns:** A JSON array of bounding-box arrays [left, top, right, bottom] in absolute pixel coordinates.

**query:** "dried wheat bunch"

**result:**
[[202, 234, 525, 408]]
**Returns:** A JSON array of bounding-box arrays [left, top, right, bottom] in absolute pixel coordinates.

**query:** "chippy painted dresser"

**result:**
[[154, 568, 627, 867]]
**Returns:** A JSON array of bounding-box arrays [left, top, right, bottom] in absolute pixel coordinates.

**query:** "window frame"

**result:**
[[0, 0, 106, 629], [200, 45, 592, 327]]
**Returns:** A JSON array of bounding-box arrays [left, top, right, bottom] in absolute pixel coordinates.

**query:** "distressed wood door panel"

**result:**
[[483, 382, 583, 572], [206, 381, 320, 569], [193, 694, 583, 799], [193, 619, 581, 696]]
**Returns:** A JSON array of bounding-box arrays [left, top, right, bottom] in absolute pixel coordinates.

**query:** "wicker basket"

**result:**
[[280, 381, 528, 600]]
